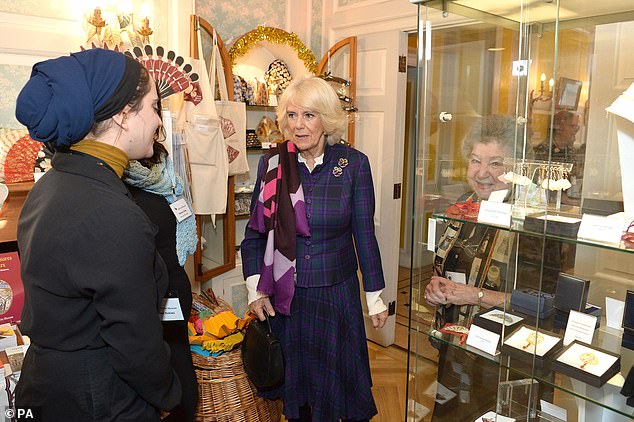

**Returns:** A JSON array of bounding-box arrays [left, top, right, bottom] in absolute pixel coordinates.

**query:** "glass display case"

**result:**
[[407, 1, 634, 421]]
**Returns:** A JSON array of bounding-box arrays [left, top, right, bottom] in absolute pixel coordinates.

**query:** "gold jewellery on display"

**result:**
[[579, 352, 599, 369], [522, 332, 544, 350]]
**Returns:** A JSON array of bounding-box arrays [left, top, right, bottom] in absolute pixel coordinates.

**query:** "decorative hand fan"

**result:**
[[3, 134, 43, 184], [0, 129, 28, 182], [79, 42, 122, 52], [125, 45, 201, 104]]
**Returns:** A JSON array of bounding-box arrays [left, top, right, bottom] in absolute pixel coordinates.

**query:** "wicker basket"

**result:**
[[193, 347, 282, 421]]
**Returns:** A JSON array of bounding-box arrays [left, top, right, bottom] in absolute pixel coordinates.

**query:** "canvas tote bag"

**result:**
[[177, 30, 229, 215], [210, 32, 249, 176]]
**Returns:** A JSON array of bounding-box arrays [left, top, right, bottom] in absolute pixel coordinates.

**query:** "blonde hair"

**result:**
[[276, 76, 347, 145]]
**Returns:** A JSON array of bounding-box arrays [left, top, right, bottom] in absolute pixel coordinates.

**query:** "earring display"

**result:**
[[499, 158, 574, 216], [501, 325, 563, 366], [553, 340, 621, 387]]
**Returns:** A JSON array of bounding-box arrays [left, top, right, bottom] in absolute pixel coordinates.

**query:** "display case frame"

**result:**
[[407, 1, 634, 420]]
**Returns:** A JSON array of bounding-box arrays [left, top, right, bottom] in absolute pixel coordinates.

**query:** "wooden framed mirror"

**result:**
[[317, 36, 357, 146], [189, 15, 236, 282]]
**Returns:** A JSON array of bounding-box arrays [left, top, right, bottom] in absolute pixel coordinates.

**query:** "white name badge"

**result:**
[[466, 324, 500, 356], [563, 309, 597, 346], [160, 297, 184, 321], [577, 214, 626, 245], [477, 200, 512, 228], [170, 198, 193, 222]]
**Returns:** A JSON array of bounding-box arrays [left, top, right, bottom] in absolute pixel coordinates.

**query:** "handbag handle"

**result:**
[[261, 309, 273, 333], [245, 309, 273, 333]]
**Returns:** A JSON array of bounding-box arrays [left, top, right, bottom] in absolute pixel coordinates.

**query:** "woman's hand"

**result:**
[[371, 310, 388, 329], [249, 296, 275, 321], [425, 276, 479, 307], [424, 276, 449, 306], [441, 279, 479, 306]]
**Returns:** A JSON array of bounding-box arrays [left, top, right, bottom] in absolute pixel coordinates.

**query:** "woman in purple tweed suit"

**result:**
[[241, 76, 389, 422]]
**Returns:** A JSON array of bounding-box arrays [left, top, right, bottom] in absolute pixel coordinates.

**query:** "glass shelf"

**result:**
[[411, 318, 633, 418], [429, 212, 634, 255]]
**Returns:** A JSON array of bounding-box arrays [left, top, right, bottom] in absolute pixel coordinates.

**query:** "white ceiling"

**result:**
[[453, 0, 633, 23]]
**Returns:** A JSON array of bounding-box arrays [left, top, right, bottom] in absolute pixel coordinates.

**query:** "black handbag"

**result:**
[[241, 312, 284, 390]]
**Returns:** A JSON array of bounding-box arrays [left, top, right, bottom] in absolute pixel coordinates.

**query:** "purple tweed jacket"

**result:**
[[241, 142, 385, 292]]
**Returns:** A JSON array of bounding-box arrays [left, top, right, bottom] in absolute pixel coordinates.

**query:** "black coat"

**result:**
[[127, 185, 198, 422], [16, 151, 181, 421]]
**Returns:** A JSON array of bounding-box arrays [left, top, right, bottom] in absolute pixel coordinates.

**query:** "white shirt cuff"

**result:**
[[246, 274, 268, 305], [366, 290, 388, 316]]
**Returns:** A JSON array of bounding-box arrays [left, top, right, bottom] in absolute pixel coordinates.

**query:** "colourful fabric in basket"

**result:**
[[201, 331, 244, 353]]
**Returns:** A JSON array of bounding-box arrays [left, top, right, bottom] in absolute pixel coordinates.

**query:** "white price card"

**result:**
[[577, 214, 626, 245], [466, 324, 500, 356], [477, 200, 512, 228], [563, 310, 597, 346]]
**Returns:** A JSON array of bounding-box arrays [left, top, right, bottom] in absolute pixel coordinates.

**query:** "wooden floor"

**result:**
[[368, 265, 438, 422]]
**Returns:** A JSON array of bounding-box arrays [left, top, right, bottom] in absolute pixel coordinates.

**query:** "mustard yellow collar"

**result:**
[[70, 140, 129, 178]]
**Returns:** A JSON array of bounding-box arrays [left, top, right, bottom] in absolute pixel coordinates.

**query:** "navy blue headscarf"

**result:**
[[15, 48, 141, 149]]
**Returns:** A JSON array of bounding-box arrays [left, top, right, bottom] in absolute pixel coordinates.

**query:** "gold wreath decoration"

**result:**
[[228, 26, 317, 74]]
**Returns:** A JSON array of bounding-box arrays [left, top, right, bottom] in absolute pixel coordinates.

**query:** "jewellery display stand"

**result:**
[[501, 158, 574, 218], [606, 83, 634, 218]]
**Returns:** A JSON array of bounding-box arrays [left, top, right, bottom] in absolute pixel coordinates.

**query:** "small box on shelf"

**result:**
[[472, 307, 524, 339], [510, 288, 555, 319], [552, 340, 620, 388], [554, 273, 590, 313], [501, 324, 563, 367], [523, 211, 582, 238]]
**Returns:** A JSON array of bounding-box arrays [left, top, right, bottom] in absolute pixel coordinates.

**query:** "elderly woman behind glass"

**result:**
[[424, 115, 522, 310]]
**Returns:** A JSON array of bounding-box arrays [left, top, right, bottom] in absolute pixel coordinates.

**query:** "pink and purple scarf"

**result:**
[[248, 141, 310, 315]]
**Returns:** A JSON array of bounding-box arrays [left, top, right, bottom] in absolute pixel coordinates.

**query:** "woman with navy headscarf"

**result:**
[[15, 48, 181, 421]]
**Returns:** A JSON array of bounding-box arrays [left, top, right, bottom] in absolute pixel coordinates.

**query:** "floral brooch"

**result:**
[[332, 158, 349, 177]]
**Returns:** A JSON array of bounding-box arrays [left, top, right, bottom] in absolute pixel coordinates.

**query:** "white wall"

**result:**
[[0, 0, 187, 128]]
